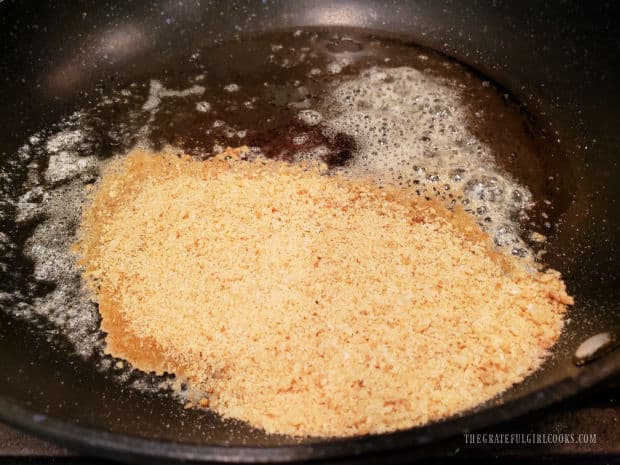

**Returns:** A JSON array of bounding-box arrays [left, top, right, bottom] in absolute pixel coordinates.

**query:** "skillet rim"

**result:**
[[0, 349, 617, 463]]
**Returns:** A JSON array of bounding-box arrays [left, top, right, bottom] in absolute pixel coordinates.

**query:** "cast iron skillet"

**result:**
[[0, 0, 619, 463]]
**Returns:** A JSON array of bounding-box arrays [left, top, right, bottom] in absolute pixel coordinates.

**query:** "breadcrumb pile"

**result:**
[[74, 147, 573, 437]]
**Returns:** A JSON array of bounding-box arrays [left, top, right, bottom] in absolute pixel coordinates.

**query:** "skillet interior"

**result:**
[[0, 0, 618, 462]]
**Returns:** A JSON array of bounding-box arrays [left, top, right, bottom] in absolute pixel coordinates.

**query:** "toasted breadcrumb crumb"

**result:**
[[75, 147, 572, 437]]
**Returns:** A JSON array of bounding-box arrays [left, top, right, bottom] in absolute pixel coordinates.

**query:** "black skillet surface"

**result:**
[[0, 0, 619, 463]]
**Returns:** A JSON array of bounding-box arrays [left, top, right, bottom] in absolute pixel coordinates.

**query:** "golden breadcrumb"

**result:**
[[74, 147, 572, 437]]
